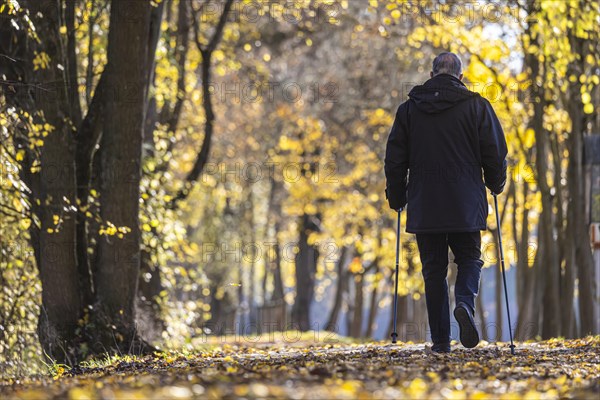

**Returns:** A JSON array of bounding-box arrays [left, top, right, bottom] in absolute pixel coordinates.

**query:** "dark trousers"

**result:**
[[416, 232, 483, 344]]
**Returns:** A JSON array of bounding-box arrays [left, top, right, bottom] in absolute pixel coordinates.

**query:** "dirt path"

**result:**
[[2, 336, 599, 399]]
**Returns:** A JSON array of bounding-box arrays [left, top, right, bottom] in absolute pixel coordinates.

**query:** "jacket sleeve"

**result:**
[[384, 103, 409, 210], [478, 99, 508, 194]]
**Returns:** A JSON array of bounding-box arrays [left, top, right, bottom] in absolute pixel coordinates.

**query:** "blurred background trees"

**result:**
[[1, 0, 599, 377]]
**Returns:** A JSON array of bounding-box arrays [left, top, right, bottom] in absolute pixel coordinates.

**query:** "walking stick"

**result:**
[[493, 193, 516, 355], [391, 209, 402, 344]]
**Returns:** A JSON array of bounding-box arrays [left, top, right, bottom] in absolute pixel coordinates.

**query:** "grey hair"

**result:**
[[432, 52, 462, 77]]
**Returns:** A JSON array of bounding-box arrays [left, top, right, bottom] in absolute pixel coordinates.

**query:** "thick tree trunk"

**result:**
[[136, 249, 166, 342], [94, 0, 152, 351], [76, 72, 106, 309], [19, 0, 82, 364]]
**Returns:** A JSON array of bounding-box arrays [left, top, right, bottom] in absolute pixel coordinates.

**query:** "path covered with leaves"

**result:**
[[1, 336, 599, 399]]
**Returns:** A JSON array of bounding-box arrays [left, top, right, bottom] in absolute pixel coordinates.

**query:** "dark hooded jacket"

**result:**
[[384, 74, 508, 233]]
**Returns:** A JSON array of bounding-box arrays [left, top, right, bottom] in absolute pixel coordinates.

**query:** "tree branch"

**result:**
[[205, 0, 234, 53], [166, 0, 191, 134], [171, 0, 234, 206], [65, 0, 82, 126]]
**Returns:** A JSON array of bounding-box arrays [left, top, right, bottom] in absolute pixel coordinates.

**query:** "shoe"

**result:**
[[430, 343, 451, 353], [454, 302, 479, 348]]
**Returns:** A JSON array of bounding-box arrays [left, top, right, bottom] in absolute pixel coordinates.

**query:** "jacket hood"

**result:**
[[408, 74, 478, 114]]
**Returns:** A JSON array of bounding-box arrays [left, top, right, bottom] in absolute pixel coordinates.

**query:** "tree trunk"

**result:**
[[291, 213, 320, 331], [516, 239, 541, 340], [514, 182, 530, 315], [565, 35, 597, 335], [414, 295, 428, 342], [575, 189, 597, 335], [207, 284, 236, 335], [272, 242, 285, 302], [94, 0, 152, 351], [174, 0, 234, 204], [364, 263, 381, 339], [325, 246, 349, 332], [349, 272, 365, 338], [539, 185, 561, 338], [562, 200, 577, 338], [75, 72, 106, 310], [267, 175, 285, 303], [136, 249, 166, 342], [136, 0, 172, 342], [519, 0, 561, 339], [514, 181, 535, 340], [20, 0, 82, 364], [389, 243, 421, 342], [388, 294, 407, 342], [257, 174, 287, 332], [531, 69, 561, 338], [476, 288, 488, 341], [247, 187, 257, 332]]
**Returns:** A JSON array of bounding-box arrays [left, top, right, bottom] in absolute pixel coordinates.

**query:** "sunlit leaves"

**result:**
[[0, 106, 42, 378], [98, 223, 131, 238], [32, 51, 50, 70]]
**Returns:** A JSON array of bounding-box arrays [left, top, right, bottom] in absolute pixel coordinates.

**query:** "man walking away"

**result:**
[[384, 52, 508, 353]]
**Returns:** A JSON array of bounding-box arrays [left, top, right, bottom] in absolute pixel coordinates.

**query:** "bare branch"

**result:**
[[171, 0, 234, 205]]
